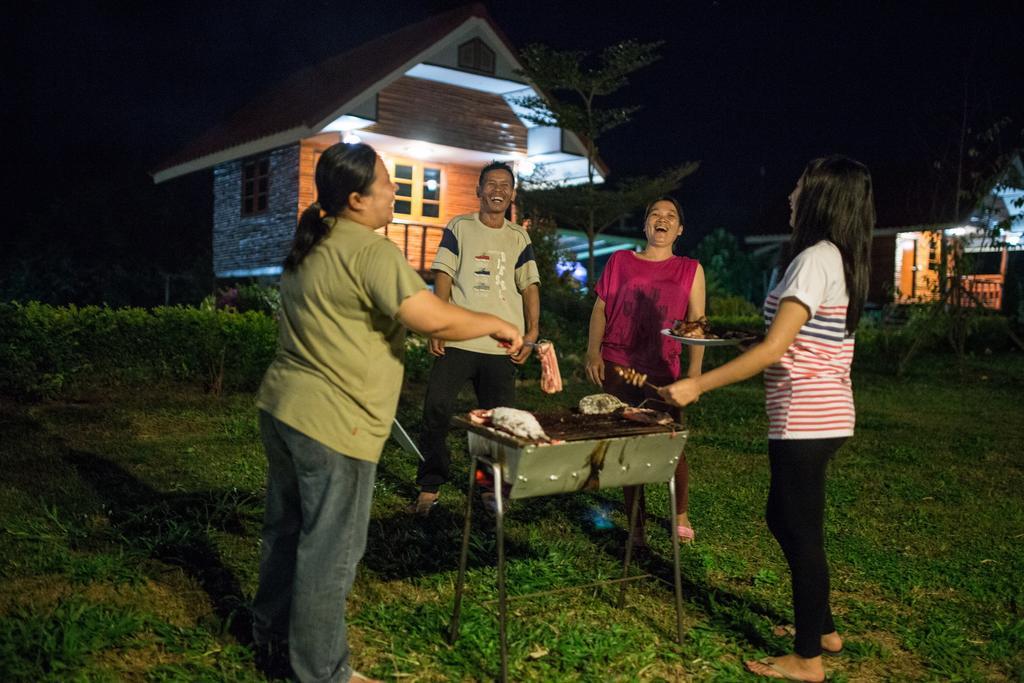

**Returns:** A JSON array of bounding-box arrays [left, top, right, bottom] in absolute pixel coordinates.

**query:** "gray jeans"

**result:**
[[251, 411, 377, 683]]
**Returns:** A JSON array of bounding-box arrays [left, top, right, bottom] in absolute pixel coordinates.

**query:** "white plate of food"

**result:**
[[660, 329, 754, 346]]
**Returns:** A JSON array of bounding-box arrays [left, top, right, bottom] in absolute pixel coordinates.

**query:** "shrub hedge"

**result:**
[[2, 302, 1018, 399], [0, 302, 277, 398]]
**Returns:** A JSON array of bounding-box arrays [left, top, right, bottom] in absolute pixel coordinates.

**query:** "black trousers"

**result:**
[[416, 348, 516, 493], [766, 437, 846, 658]]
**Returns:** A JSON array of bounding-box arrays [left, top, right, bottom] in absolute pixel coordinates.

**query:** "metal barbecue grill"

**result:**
[[447, 409, 689, 682]]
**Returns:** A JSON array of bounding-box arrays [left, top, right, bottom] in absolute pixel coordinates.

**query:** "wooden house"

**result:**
[[745, 157, 1024, 313], [151, 4, 604, 282]]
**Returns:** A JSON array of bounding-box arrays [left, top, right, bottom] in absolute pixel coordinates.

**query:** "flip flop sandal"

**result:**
[[745, 657, 825, 682], [676, 524, 695, 543]]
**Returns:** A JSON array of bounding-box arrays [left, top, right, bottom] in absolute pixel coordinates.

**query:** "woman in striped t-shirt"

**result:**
[[658, 156, 875, 683]]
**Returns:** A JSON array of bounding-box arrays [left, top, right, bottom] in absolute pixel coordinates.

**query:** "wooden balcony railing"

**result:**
[[957, 274, 1003, 310], [376, 222, 446, 276]]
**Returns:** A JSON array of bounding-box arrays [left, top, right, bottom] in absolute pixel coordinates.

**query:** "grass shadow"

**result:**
[[63, 449, 256, 645], [555, 489, 790, 650]]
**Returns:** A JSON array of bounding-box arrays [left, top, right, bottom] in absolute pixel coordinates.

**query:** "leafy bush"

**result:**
[[853, 307, 1020, 372], [708, 295, 760, 317], [0, 302, 277, 399], [200, 282, 280, 315]]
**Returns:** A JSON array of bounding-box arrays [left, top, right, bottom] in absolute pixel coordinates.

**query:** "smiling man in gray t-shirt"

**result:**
[[410, 161, 540, 514]]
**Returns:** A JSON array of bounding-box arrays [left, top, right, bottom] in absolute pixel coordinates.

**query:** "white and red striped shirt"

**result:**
[[763, 241, 855, 439]]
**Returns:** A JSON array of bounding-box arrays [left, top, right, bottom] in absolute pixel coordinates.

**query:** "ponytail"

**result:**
[[283, 202, 329, 272]]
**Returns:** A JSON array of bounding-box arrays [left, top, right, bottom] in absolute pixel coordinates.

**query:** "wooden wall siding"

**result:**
[[443, 163, 481, 220], [298, 134, 341, 216], [366, 76, 527, 157], [212, 144, 299, 276]]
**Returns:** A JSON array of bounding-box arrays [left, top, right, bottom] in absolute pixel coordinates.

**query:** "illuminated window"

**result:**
[[241, 156, 270, 216], [458, 38, 495, 74], [384, 157, 443, 222]]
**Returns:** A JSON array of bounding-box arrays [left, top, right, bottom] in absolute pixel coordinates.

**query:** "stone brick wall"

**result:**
[[212, 144, 299, 278]]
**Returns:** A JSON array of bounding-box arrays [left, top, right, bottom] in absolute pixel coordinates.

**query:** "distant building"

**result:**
[[745, 155, 1024, 313], [152, 4, 605, 282]]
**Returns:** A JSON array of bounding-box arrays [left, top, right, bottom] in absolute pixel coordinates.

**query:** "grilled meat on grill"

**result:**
[[621, 406, 675, 425], [578, 393, 628, 415], [490, 407, 550, 441]]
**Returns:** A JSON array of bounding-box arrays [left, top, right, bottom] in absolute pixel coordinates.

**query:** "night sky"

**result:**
[[8, 0, 1023, 300]]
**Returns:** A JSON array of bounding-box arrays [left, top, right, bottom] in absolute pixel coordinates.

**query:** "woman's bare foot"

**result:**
[[349, 671, 382, 683], [771, 625, 843, 655], [675, 512, 695, 543], [821, 630, 843, 654], [745, 653, 824, 681]]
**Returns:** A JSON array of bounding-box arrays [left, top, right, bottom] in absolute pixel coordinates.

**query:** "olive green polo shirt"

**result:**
[[257, 217, 426, 462]]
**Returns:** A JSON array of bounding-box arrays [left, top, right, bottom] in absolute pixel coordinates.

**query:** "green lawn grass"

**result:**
[[1, 352, 1023, 681]]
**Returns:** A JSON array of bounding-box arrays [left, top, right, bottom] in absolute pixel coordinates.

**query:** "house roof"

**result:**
[[153, 4, 495, 181], [152, 3, 607, 184]]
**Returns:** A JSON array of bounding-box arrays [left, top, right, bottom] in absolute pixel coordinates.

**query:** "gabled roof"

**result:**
[[152, 3, 525, 182]]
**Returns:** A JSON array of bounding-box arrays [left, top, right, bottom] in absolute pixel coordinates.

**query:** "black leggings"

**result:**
[[766, 437, 846, 658]]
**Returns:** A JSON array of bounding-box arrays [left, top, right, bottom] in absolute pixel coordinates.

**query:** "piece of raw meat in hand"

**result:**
[[536, 341, 563, 394]]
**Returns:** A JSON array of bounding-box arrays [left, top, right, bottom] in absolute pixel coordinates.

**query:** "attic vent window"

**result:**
[[458, 38, 495, 74]]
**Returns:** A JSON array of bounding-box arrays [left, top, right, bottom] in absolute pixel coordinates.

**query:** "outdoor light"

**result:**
[[406, 143, 432, 158], [425, 179, 439, 192], [343, 133, 362, 144]]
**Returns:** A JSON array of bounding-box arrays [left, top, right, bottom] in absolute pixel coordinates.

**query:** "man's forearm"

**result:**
[[521, 283, 540, 336]]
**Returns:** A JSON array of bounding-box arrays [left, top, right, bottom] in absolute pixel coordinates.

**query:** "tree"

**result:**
[[694, 228, 756, 302], [512, 41, 699, 282]]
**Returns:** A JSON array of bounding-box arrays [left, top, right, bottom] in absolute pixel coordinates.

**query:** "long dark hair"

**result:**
[[783, 155, 875, 332], [283, 142, 377, 271]]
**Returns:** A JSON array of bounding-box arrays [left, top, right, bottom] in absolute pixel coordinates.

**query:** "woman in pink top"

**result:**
[[659, 156, 875, 683], [585, 197, 706, 545]]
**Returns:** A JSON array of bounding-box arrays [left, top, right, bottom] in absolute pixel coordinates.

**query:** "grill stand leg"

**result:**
[[668, 474, 685, 645], [618, 485, 643, 608], [494, 462, 508, 683], [448, 455, 477, 645]]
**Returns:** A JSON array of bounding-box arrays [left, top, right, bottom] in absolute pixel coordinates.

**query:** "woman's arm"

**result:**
[[659, 297, 810, 406], [585, 297, 607, 387], [397, 290, 523, 353], [684, 264, 707, 379]]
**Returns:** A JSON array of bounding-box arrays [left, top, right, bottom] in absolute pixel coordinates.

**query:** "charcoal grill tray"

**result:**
[[451, 412, 687, 500], [453, 410, 682, 448]]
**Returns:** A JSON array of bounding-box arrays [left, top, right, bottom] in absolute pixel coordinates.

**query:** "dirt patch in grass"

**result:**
[[90, 639, 188, 679], [0, 563, 215, 628]]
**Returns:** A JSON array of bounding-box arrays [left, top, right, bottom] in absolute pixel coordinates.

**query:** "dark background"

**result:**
[[7, 0, 1023, 304]]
